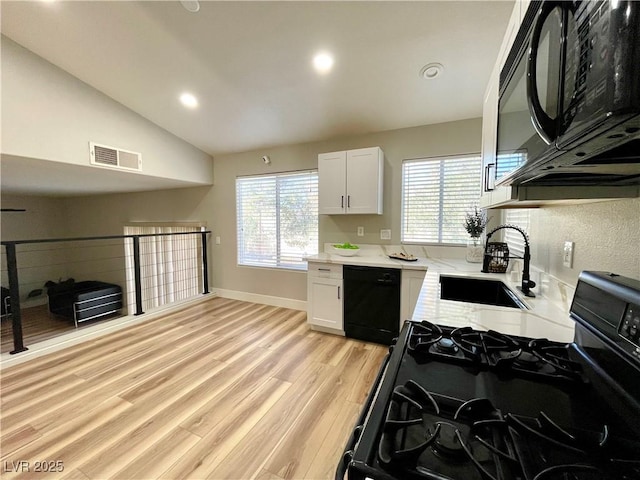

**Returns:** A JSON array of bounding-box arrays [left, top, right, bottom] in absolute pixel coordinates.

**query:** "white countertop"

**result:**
[[306, 245, 576, 343], [409, 258, 575, 343], [305, 252, 429, 271]]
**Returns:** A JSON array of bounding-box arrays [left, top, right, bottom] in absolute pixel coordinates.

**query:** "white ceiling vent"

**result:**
[[89, 142, 142, 171]]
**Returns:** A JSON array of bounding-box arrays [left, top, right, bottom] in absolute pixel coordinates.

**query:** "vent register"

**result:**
[[90, 142, 142, 171]]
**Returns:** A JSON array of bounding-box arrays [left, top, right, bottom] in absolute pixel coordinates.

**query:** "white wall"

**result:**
[[0, 195, 72, 303], [1, 36, 213, 185]]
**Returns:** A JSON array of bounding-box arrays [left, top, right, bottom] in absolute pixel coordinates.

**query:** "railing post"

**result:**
[[132, 236, 144, 315], [6, 243, 28, 354], [201, 231, 209, 294]]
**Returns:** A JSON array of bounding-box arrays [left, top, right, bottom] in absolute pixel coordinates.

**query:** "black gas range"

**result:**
[[337, 271, 640, 480]]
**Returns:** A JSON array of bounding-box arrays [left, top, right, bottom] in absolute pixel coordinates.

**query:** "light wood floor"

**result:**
[[0, 296, 387, 480], [1, 305, 123, 354]]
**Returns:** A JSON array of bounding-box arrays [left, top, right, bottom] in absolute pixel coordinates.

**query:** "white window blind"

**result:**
[[402, 155, 482, 244], [504, 209, 531, 257], [124, 224, 203, 312], [236, 170, 318, 270]]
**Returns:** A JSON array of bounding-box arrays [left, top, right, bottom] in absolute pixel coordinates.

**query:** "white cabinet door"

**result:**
[[318, 151, 347, 215], [307, 277, 343, 331], [346, 147, 383, 214], [480, 0, 521, 209], [481, 69, 499, 198]]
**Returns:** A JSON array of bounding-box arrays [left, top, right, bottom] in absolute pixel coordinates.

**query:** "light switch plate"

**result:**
[[380, 229, 391, 240], [357, 226, 364, 237], [563, 241, 574, 268]]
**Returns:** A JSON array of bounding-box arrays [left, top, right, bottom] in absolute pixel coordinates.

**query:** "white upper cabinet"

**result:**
[[480, 1, 522, 208], [318, 146, 384, 215]]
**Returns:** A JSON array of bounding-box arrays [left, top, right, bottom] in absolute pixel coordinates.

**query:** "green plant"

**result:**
[[333, 242, 359, 249], [463, 206, 487, 238]]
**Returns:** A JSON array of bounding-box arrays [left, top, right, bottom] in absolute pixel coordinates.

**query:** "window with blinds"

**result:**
[[402, 155, 482, 244], [504, 209, 531, 257], [236, 170, 318, 270]]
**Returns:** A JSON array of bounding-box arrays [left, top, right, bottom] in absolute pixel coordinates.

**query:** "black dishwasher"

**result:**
[[344, 265, 400, 345]]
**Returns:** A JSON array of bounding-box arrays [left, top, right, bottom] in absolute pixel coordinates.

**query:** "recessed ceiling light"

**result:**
[[179, 92, 198, 109], [180, 1, 200, 13], [419, 63, 444, 80], [313, 52, 334, 74]]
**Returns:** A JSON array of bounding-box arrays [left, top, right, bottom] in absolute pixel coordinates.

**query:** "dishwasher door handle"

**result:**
[[377, 276, 396, 284]]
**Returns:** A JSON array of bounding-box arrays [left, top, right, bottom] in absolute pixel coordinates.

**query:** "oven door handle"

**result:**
[[335, 351, 391, 480], [527, 1, 564, 145]]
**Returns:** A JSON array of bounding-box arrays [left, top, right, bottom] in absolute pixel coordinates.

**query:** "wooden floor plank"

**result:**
[[160, 378, 292, 480], [0, 296, 387, 480], [1, 396, 133, 475], [107, 426, 201, 480], [204, 362, 331, 480], [262, 366, 348, 479], [79, 348, 278, 478], [303, 401, 363, 480]]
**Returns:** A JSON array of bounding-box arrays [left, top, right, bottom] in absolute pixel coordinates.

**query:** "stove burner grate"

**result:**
[[407, 321, 444, 353], [379, 380, 518, 480], [408, 323, 586, 383], [507, 411, 640, 480]]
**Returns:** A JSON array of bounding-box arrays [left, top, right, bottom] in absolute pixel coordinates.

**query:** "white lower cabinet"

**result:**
[[307, 263, 343, 333]]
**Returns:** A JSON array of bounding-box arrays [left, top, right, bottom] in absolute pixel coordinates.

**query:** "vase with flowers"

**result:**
[[463, 206, 488, 263]]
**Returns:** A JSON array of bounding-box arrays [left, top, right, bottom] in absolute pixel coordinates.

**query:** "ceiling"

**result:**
[[1, 0, 514, 196]]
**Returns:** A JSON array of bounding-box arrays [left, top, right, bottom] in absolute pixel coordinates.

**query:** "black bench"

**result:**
[[47, 280, 123, 327]]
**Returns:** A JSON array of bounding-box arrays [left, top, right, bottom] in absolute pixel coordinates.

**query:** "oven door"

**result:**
[[335, 323, 412, 480], [335, 350, 393, 480], [496, 2, 565, 184]]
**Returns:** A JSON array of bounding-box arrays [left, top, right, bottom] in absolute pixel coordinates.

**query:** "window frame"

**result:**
[[236, 169, 318, 271], [401, 153, 482, 246]]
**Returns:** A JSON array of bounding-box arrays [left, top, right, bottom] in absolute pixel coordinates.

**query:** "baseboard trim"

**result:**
[[213, 288, 306, 311]]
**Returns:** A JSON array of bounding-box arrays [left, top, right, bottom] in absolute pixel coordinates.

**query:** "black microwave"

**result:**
[[495, 0, 640, 187]]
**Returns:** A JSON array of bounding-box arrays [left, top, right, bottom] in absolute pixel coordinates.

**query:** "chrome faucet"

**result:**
[[482, 224, 536, 297]]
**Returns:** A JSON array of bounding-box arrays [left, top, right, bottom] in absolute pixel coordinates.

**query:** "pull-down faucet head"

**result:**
[[482, 224, 536, 297]]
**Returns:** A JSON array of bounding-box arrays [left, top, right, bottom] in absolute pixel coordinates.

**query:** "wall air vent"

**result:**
[[89, 142, 142, 171]]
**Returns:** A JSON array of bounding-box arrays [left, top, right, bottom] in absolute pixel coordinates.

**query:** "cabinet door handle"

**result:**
[[341, 195, 344, 208], [485, 164, 495, 192], [347, 195, 351, 208], [338, 286, 341, 300]]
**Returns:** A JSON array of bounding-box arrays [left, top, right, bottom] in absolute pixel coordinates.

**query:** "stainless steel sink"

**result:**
[[439, 275, 527, 310]]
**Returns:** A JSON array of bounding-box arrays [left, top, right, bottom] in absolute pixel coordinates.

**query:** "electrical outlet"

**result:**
[[215, 236, 221, 245], [357, 226, 364, 237], [563, 241, 574, 268], [380, 229, 391, 240]]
